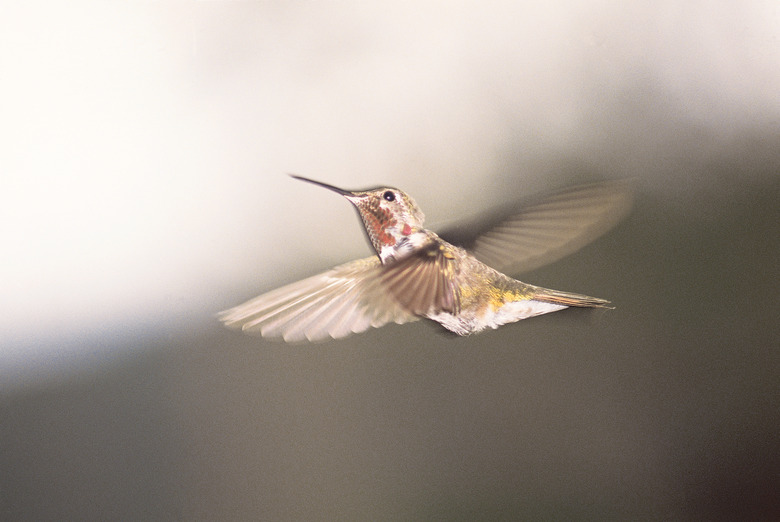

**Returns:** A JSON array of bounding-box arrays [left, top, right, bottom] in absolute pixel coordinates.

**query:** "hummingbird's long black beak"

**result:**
[[290, 175, 354, 197]]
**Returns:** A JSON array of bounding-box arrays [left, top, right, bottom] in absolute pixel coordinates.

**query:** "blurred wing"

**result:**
[[380, 241, 461, 316], [219, 257, 417, 342], [469, 180, 632, 274]]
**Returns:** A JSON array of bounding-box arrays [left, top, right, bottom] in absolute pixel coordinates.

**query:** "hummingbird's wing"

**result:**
[[443, 180, 632, 274], [218, 257, 418, 342], [379, 240, 461, 316]]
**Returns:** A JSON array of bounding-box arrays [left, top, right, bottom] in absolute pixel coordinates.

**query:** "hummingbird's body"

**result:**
[[220, 176, 631, 342]]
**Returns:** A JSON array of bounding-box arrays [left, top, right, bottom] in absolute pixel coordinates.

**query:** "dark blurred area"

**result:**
[[2, 3, 779, 521]]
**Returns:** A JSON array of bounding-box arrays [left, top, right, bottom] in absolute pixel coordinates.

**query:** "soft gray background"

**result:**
[[2, 2, 778, 520]]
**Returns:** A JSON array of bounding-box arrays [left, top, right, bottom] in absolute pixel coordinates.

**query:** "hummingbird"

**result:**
[[219, 175, 631, 342]]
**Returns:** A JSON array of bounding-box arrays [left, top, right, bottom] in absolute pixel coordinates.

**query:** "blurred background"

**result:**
[[1, 1, 778, 520]]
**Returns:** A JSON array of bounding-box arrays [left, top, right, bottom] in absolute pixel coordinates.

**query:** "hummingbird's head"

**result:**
[[291, 175, 425, 263]]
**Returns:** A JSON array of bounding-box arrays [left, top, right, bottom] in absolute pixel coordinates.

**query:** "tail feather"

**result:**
[[533, 287, 612, 308]]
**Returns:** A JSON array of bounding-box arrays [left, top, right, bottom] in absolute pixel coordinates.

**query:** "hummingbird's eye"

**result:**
[[383, 191, 395, 202]]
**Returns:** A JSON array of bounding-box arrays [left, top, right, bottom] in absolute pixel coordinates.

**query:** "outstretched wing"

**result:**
[[218, 257, 417, 342], [461, 180, 632, 274]]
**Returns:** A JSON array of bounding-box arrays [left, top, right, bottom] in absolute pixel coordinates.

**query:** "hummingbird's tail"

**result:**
[[532, 287, 613, 308]]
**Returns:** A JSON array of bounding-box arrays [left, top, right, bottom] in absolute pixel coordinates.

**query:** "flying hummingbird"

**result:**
[[219, 175, 631, 342]]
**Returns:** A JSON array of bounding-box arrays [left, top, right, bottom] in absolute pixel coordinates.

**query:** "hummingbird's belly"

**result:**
[[426, 299, 567, 336]]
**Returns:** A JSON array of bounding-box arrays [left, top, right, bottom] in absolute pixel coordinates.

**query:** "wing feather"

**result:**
[[469, 180, 632, 274], [219, 257, 417, 342], [380, 241, 461, 316]]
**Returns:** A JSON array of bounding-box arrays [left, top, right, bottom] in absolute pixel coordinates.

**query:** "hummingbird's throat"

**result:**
[[362, 206, 397, 248], [356, 197, 420, 263]]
